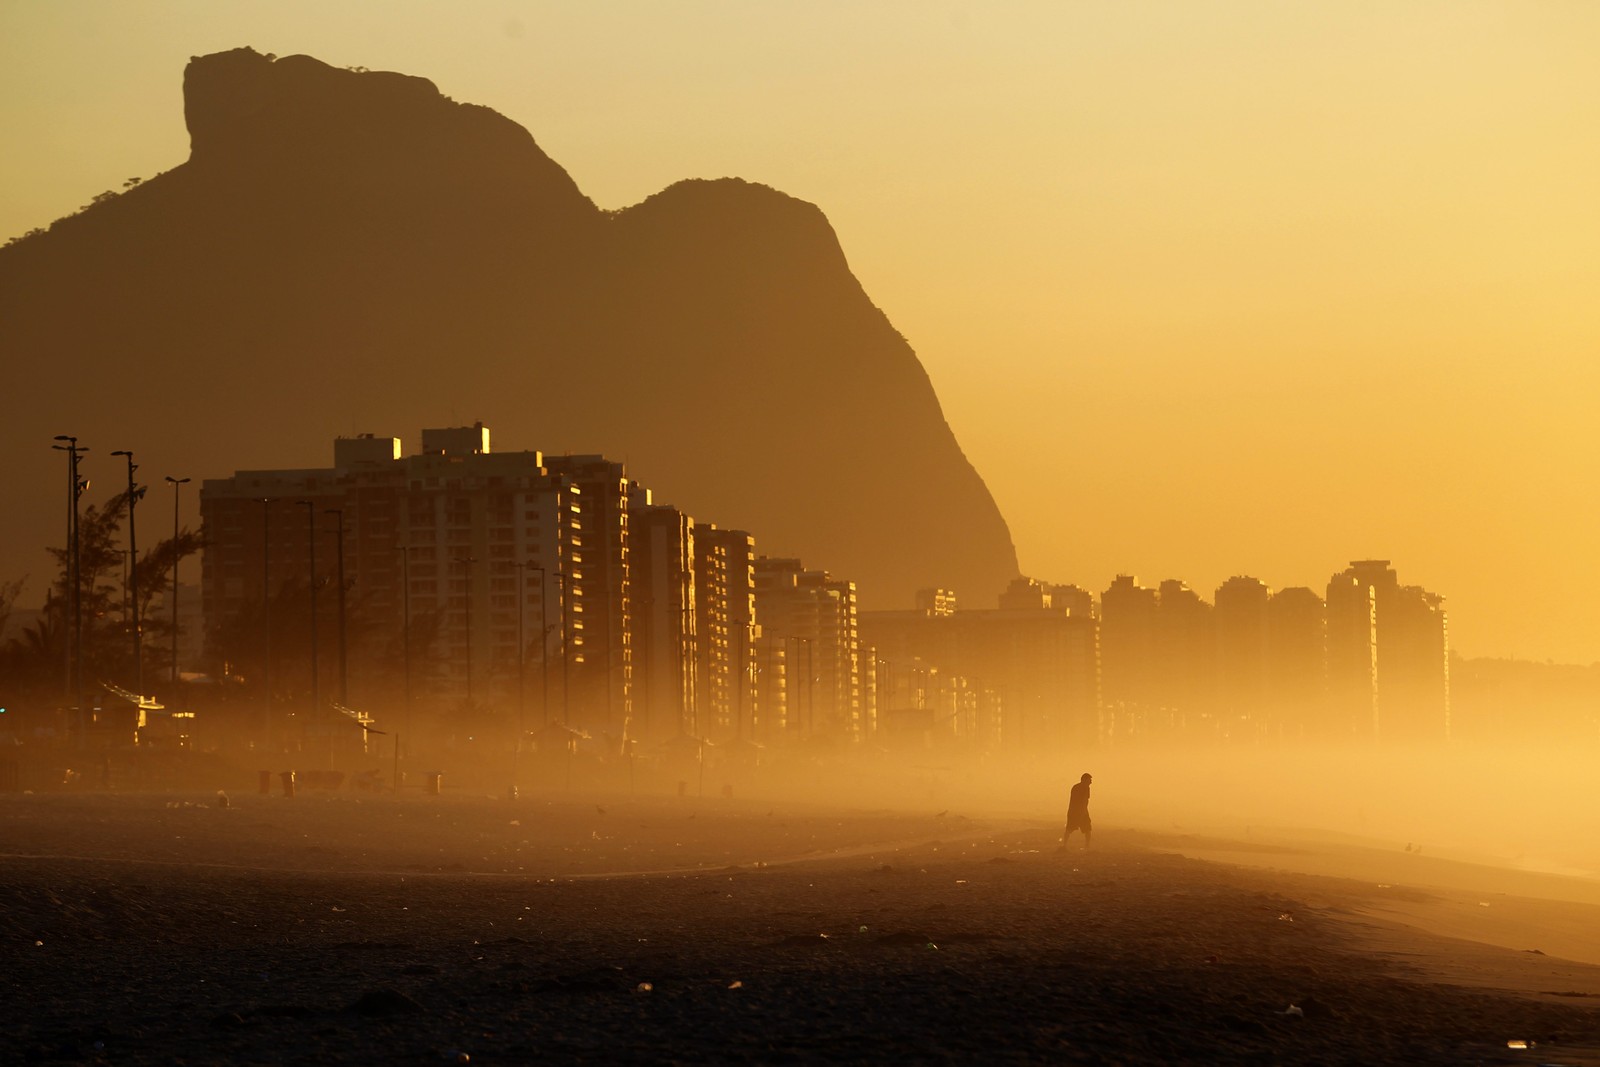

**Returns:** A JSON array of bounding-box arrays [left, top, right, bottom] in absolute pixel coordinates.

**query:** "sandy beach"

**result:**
[[4, 787, 1600, 1065]]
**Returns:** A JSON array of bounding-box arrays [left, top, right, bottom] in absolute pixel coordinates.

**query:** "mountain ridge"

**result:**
[[0, 46, 1019, 609]]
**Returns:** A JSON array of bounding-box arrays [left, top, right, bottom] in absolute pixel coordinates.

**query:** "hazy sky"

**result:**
[[4, 2, 1598, 663]]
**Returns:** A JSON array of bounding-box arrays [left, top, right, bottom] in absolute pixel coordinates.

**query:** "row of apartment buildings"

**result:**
[[199, 425, 867, 750], [200, 425, 1451, 753], [860, 561, 1451, 747]]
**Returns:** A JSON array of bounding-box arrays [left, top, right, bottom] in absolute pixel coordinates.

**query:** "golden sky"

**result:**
[[4, 2, 1598, 662]]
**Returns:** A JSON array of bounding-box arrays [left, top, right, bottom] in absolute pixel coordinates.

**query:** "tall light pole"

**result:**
[[111, 450, 143, 697], [789, 635, 814, 740], [453, 556, 477, 704], [261, 498, 272, 747], [530, 566, 547, 729], [511, 561, 529, 761], [735, 622, 747, 742], [556, 570, 570, 726], [298, 500, 319, 717], [877, 658, 893, 745], [52, 436, 88, 732], [509, 563, 547, 771], [164, 476, 189, 686], [324, 508, 347, 708], [398, 541, 412, 737]]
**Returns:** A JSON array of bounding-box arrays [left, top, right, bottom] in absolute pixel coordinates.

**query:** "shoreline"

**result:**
[[1140, 826, 1600, 972]]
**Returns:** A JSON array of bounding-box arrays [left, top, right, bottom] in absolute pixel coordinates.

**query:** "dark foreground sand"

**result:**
[[4, 791, 1600, 1065]]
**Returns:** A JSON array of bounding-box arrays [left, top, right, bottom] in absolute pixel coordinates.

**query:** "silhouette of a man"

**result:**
[[1063, 772, 1092, 848]]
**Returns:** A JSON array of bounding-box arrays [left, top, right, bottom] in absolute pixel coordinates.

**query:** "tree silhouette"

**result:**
[[4, 490, 202, 706]]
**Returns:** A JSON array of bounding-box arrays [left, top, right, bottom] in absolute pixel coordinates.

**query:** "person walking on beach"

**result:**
[[1063, 772, 1092, 848]]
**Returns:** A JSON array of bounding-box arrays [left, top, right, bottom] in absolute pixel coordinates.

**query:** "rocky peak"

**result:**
[[181, 47, 595, 223]]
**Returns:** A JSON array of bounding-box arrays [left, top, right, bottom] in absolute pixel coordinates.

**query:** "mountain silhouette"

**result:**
[[0, 47, 1018, 610]]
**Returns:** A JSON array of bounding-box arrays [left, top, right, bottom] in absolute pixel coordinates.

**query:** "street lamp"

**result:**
[[297, 500, 319, 715], [164, 476, 189, 686], [111, 450, 144, 698], [556, 570, 570, 726], [324, 508, 347, 707], [261, 499, 272, 748], [788, 635, 815, 739], [453, 556, 477, 704], [397, 541, 412, 737], [51, 436, 88, 722], [735, 621, 748, 742], [511, 562, 547, 781]]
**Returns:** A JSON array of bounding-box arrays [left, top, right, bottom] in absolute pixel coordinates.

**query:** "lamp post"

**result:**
[[530, 566, 548, 730], [297, 500, 319, 716], [394, 538, 412, 792], [510, 561, 543, 792], [877, 658, 893, 745], [453, 556, 477, 704], [398, 541, 412, 736], [164, 476, 190, 686], [261, 499, 272, 747], [508, 562, 548, 769], [556, 570, 570, 726], [735, 622, 747, 742], [510, 563, 530, 755], [789, 635, 814, 740], [324, 509, 347, 708], [51, 436, 88, 723], [111, 451, 144, 698]]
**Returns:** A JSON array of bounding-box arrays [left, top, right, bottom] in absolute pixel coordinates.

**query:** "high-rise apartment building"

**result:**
[[915, 588, 958, 617], [629, 503, 698, 742], [753, 558, 862, 742], [694, 526, 759, 742], [1326, 561, 1388, 738], [1045, 583, 1096, 619], [1214, 576, 1271, 740], [998, 577, 1051, 612], [1099, 575, 1159, 744], [860, 578, 1100, 751], [200, 426, 614, 748], [1324, 560, 1449, 743], [544, 455, 635, 741], [1381, 585, 1450, 742], [1155, 579, 1214, 737], [1266, 586, 1326, 739]]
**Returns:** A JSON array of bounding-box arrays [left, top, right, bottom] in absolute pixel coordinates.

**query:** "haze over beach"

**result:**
[[4, 4, 1600, 1064]]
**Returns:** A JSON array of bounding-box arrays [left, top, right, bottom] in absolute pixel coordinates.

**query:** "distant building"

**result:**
[[754, 558, 862, 743], [1382, 585, 1450, 743], [750, 629, 789, 741], [1213, 576, 1271, 739], [861, 577, 1099, 751], [544, 455, 635, 741], [1266, 586, 1326, 739], [629, 503, 698, 742], [1045, 583, 1095, 619], [693, 526, 759, 743], [1324, 560, 1449, 743], [1155, 579, 1213, 737], [998, 577, 1051, 612], [1326, 561, 1388, 738], [1099, 575, 1159, 744], [200, 427, 602, 747]]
